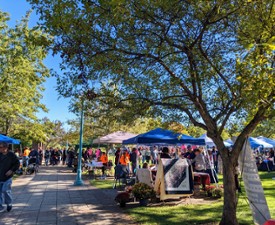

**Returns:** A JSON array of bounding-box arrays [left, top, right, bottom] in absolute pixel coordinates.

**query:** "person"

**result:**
[[82, 149, 88, 161], [235, 162, 241, 193], [99, 152, 108, 179], [22, 147, 30, 167], [62, 148, 67, 165], [145, 148, 151, 163], [38, 147, 43, 165], [141, 147, 146, 164], [119, 151, 130, 166], [50, 147, 55, 165], [58, 148, 63, 164], [50, 149, 59, 166], [86, 147, 93, 160], [29, 148, 40, 165], [0, 142, 20, 212], [152, 146, 158, 164], [115, 148, 121, 166], [183, 145, 196, 160], [212, 146, 219, 173], [136, 162, 154, 187], [160, 147, 171, 159], [95, 148, 101, 159], [44, 149, 50, 166], [14, 148, 20, 158], [130, 148, 138, 175], [67, 149, 75, 167], [205, 150, 219, 183], [192, 148, 206, 172]]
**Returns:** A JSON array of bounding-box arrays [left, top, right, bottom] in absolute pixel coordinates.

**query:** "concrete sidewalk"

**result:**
[[0, 166, 136, 225]]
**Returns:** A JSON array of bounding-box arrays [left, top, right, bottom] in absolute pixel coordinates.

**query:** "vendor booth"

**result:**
[[93, 131, 137, 144], [0, 134, 20, 144], [122, 128, 205, 145]]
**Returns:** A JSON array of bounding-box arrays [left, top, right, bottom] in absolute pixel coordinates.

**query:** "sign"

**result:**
[[239, 138, 271, 225]]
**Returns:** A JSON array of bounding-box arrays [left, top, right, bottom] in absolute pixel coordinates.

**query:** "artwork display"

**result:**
[[162, 158, 193, 194]]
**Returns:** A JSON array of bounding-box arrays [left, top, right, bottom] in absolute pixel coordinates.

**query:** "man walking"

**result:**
[[0, 142, 20, 212]]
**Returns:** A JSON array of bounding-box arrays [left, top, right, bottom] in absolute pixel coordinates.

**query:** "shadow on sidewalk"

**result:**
[[0, 166, 136, 225]]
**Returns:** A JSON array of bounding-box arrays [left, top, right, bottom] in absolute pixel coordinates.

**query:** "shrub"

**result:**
[[132, 183, 156, 200]]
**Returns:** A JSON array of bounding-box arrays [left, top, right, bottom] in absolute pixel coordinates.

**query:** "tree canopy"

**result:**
[[28, 1, 275, 224], [0, 10, 52, 144]]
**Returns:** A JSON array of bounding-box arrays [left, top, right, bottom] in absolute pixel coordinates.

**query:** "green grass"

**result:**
[[90, 179, 114, 189], [87, 154, 116, 189], [127, 171, 275, 225]]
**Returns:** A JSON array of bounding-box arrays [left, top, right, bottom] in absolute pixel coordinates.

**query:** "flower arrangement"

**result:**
[[132, 182, 156, 200], [125, 185, 133, 193], [205, 185, 224, 198], [213, 187, 223, 198], [205, 185, 216, 196]]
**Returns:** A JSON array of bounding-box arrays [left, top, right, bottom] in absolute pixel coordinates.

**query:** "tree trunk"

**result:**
[[220, 157, 238, 225]]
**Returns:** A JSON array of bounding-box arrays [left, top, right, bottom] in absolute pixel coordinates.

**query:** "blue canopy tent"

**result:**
[[249, 137, 273, 149], [257, 136, 275, 147], [0, 134, 20, 144], [122, 128, 205, 145]]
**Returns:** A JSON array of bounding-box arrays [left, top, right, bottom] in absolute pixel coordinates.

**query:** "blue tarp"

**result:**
[[122, 128, 205, 145], [0, 134, 20, 144], [257, 136, 275, 147], [249, 137, 273, 149]]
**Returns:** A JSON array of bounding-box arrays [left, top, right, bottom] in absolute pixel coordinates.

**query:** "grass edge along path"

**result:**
[[127, 171, 275, 225]]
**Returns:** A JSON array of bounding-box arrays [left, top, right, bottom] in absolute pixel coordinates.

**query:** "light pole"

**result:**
[[74, 99, 85, 186]]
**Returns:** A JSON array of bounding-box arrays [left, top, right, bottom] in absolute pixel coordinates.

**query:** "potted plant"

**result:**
[[132, 183, 156, 206], [205, 185, 215, 197], [213, 187, 223, 198]]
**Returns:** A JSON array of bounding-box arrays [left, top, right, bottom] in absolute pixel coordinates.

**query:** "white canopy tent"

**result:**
[[93, 131, 137, 144], [199, 134, 233, 148], [199, 133, 215, 147]]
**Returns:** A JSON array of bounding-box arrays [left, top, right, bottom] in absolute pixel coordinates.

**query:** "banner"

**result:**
[[239, 138, 271, 225]]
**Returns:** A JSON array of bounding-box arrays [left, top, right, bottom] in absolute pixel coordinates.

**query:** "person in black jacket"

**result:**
[[130, 148, 138, 175], [0, 142, 20, 212], [160, 147, 171, 159]]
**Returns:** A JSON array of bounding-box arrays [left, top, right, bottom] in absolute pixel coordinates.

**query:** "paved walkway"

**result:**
[[0, 166, 136, 225]]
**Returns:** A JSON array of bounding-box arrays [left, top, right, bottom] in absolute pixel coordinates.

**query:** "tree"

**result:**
[[0, 11, 51, 139], [252, 119, 275, 139], [39, 118, 68, 149], [28, 1, 275, 224]]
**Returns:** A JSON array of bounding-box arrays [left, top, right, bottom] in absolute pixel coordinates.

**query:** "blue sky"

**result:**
[[0, 0, 76, 127]]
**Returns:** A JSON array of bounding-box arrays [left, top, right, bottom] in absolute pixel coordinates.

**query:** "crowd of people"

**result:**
[[254, 149, 275, 172], [111, 145, 221, 185]]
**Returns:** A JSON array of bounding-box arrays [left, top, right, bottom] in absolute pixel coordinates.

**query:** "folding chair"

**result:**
[[113, 164, 129, 189]]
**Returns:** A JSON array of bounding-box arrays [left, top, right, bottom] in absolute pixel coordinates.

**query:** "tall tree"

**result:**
[[0, 11, 51, 137], [29, 1, 275, 224]]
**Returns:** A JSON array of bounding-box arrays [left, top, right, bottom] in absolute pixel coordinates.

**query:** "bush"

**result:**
[[205, 185, 223, 198], [132, 183, 156, 200]]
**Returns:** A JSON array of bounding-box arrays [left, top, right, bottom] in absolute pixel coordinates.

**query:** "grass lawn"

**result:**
[[127, 171, 275, 225], [88, 154, 116, 189], [90, 179, 114, 189]]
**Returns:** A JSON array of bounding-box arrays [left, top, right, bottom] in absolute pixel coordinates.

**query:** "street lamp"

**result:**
[[74, 99, 85, 186], [74, 89, 96, 186]]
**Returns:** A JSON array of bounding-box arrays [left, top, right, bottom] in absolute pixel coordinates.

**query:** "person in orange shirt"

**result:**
[[119, 151, 130, 166], [23, 147, 31, 167], [99, 152, 108, 178]]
